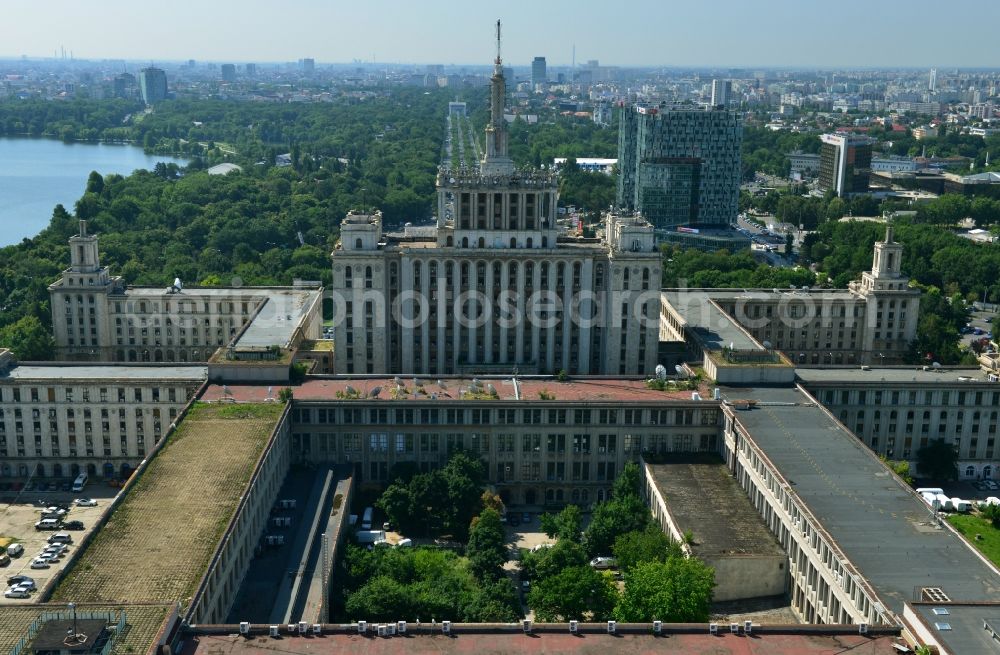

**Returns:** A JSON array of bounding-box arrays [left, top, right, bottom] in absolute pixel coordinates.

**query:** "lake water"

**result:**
[[0, 138, 188, 246]]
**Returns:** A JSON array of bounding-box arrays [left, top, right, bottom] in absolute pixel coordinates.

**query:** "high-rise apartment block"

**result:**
[[330, 24, 660, 377], [819, 133, 874, 196], [531, 56, 547, 87], [710, 79, 731, 108], [220, 64, 237, 82], [929, 67, 937, 91], [138, 67, 167, 105], [617, 104, 742, 229], [300, 58, 315, 75]]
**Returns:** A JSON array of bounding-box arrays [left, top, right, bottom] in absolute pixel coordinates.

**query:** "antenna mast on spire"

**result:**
[[495, 19, 502, 65]]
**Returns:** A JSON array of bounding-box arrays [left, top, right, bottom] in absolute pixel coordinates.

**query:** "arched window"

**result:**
[[966, 465, 976, 478], [478, 237, 485, 248], [541, 236, 548, 248], [462, 237, 469, 248], [623, 268, 630, 290], [985, 465, 993, 480], [510, 237, 517, 248], [355, 238, 363, 249], [365, 266, 373, 289], [344, 266, 352, 286], [446, 236, 454, 247], [526, 237, 533, 248], [642, 268, 650, 290], [595, 263, 604, 289]]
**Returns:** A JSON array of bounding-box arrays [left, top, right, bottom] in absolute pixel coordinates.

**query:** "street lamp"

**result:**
[[67, 602, 78, 640]]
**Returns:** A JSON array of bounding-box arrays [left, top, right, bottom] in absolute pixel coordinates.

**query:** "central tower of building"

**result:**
[[332, 22, 661, 377]]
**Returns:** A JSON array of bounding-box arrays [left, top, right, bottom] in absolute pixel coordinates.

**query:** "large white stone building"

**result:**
[[662, 225, 920, 367], [0, 349, 205, 480], [330, 33, 660, 377], [49, 220, 323, 364]]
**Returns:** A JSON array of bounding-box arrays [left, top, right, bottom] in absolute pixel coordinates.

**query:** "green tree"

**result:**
[[916, 438, 959, 481], [532, 539, 589, 581], [527, 565, 618, 621], [540, 504, 583, 543], [613, 461, 643, 498], [612, 525, 683, 571], [0, 315, 55, 360], [614, 558, 715, 622], [880, 456, 915, 486], [467, 508, 508, 581], [980, 504, 1000, 529], [344, 575, 412, 620], [584, 493, 652, 557], [86, 170, 105, 194]]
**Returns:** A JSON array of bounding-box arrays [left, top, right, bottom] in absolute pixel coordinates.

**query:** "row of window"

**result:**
[[293, 406, 718, 427], [822, 388, 1000, 408], [0, 386, 191, 404]]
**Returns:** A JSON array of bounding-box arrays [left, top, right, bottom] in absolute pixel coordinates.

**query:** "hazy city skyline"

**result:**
[[5, 0, 1000, 68]]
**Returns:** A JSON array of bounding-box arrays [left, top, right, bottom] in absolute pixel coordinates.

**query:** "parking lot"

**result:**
[[961, 306, 996, 348], [0, 481, 117, 604]]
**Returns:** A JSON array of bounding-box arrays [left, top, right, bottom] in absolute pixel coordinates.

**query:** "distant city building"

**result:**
[[220, 64, 236, 82], [928, 67, 937, 91], [787, 151, 822, 180], [447, 101, 467, 117], [592, 101, 612, 126], [244, 63, 256, 76], [617, 103, 743, 229], [531, 56, 546, 87], [710, 79, 731, 108], [553, 157, 617, 174], [819, 133, 874, 196], [112, 72, 134, 99], [138, 66, 167, 105], [300, 58, 315, 75], [870, 156, 918, 174]]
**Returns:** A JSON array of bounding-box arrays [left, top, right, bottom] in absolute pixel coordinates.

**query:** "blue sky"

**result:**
[[5, 0, 999, 67]]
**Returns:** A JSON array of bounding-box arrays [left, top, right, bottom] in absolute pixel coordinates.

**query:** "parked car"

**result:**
[[74, 498, 97, 507], [48, 533, 73, 545], [521, 512, 532, 524], [590, 556, 618, 570], [6, 575, 34, 587], [6, 543, 23, 558], [63, 520, 85, 531], [60, 482, 71, 492], [0, 554, 9, 567], [35, 519, 61, 531], [4, 588, 30, 599], [29, 559, 50, 569]]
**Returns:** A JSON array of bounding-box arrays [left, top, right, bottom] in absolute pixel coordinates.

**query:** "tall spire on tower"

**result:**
[[495, 19, 502, 67], [481, 19, 514, 176]]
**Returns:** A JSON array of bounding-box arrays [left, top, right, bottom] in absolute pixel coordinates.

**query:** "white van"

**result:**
[[72, 473, 88, 493], [361, 507, 374, 531]]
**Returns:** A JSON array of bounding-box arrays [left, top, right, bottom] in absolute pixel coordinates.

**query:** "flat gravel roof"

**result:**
[[725, 385, 1000, 615]]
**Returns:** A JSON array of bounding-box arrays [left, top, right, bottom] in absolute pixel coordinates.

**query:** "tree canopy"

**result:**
[[614, 558, 716, 623], [377, 452, 486, 541]]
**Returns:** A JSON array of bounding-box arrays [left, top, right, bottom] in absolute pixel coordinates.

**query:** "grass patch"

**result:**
[[51, 402, 283, 606], [947, 513, 1000, 566]]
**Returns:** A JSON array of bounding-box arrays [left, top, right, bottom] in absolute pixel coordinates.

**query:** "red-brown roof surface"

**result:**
[[181, 631, 902, 655], [202, 378, 709, 404]]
